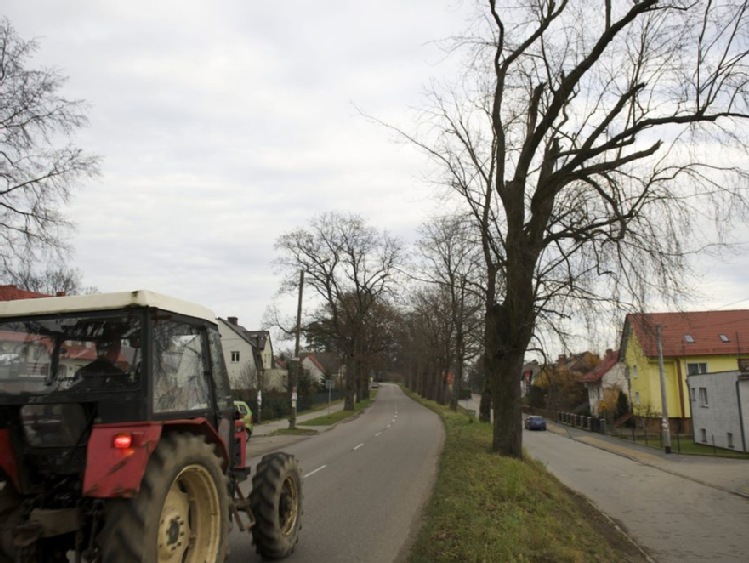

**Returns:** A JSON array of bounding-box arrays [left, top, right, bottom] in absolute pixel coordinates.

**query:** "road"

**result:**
[[229, 383, 444, 563], [524, 425, 749, 563]]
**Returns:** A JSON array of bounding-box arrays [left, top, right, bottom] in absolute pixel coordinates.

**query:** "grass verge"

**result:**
[[407, 392, 648, 563], [298, 396, 375, 426]]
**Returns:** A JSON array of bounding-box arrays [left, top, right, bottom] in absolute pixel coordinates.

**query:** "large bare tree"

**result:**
[[0, 18, 99, 274], [397, 1, 749, 457], [273, 211, 404, 410]]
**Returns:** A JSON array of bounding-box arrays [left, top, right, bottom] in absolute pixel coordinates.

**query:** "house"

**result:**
[[520, 360, 541, 397], [579, 349, 627, 416], [0, 285, 50, 301], [302, 353, 327, 384], [302, 351, 344, 388], [533, 351, 600, 411], [245, 329, 274, 373], [621, 310, 749, 430], [218, 318, 259, 390], [688, 371, 749, 452]]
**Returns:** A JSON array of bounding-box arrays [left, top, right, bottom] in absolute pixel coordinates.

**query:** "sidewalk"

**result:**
[[252, 400, 346, 436], [547, 420, 749, 498]]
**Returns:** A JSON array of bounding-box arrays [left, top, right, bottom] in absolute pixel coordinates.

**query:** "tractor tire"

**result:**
[[0, 481, 22, 563], [250, 452, 302, 559], [96, 432, 229, 563]]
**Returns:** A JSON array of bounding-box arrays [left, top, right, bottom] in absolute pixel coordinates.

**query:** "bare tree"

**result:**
[[273, 211, 404, 410], [5, 262, 97, 295], [0, 18, 99, 273], [393, 1, 749, 457], [413, 213, 485, 410]]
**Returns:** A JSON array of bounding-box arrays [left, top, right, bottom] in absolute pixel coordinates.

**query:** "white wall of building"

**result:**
[[688, 371, 748, 452]]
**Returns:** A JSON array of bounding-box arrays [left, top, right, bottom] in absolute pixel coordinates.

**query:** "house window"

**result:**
[[631, 365, 638, 379], [698, 387, 708, 407], [739, 358, 749, 372], [719, 334, 730, 343], [231, 351, 240, 363], [684, 334, 695, 343], [634, 392, 640, 406], [690, 387, 696, 402], [700, 428, 707, 443], [687, 363, 707, 375], [728, 433, 735, 449]]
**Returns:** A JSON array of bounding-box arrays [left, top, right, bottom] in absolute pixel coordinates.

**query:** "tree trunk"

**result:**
[[344, 352, 356, 411], [479, 387, 491, 423]]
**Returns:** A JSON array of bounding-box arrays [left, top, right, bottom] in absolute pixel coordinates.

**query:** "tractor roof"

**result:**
[[0, 290, 217, 324]]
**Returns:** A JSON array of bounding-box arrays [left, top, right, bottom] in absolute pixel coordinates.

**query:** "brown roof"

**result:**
[[580, 349, 620, 383], [625, 310, 749, 358], [0, 285, 50, 301]]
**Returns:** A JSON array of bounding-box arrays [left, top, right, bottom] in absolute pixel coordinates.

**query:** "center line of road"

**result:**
[[375, 432, 382, 436], [353, 443, 365, 450], [303, 465, 327, 479]]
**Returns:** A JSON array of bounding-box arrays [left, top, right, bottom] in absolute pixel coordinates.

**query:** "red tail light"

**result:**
[[113, 433, 133, 449]]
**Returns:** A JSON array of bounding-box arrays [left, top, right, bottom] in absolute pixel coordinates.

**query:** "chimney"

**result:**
[[228, 316, 238, 326], [558, 354, 566, 364]]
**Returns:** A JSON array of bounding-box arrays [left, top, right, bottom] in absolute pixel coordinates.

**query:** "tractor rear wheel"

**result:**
[[0, 481, 21, 563], [96, 433, 229, 562], [250, 452, 302, 559]]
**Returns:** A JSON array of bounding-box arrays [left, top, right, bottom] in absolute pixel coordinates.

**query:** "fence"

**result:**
[[235, 390, 344, 422], [555, 410, 694, 454]]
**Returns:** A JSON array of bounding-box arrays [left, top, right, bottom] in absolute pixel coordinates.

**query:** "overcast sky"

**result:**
[[4, 1, 749, 355], [3, 0, 476, 337]]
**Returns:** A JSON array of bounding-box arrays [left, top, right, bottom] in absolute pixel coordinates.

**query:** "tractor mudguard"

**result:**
[[82, 422, 163, 498], [83, 418, 233, 498], [0, 429, 20, 491]]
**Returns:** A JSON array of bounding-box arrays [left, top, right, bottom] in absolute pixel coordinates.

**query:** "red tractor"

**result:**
[[0, 290, 302, 562]]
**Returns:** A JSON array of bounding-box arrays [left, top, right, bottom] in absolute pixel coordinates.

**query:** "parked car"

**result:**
[[524, 415, 547, 431], [234, 400, 254, 440]]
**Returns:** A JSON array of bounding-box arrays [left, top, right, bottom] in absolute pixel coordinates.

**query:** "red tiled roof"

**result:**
[[625, 310, 749, 358], [580, 349, 620, 383], [0, 285, 50, 301]]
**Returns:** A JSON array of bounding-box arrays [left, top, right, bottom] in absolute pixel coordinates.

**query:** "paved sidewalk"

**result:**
[[246, 401, 348, 458], [548, 421, 749, 498], [251, 400, 345, 436]]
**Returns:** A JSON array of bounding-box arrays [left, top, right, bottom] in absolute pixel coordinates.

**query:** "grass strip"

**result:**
[[299, 396, 375, 426], [407, 392, 647, 563]]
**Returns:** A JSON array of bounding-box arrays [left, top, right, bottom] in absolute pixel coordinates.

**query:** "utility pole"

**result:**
[[656, 325, 672, 454], [290, 269, 304, 429]]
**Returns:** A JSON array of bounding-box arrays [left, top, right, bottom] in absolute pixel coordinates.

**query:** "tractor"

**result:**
[[0, 290, 302, 562]]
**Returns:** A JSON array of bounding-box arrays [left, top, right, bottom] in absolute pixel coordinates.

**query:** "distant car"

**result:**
[[234, 400, 254, 440], [370, 381, 379, 389], [524, 415, 547, 431]]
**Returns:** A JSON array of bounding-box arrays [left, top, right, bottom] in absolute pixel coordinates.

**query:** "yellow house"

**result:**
[[621, 310, 749, 426]]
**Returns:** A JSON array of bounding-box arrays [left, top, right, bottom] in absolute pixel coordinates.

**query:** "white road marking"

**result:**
[[375, 432, 382, 436], [354, 443, 364, 450], [303, 465, 327, 478]]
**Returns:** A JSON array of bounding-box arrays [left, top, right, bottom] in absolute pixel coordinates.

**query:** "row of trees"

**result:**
[[274, 1, 749, 460]]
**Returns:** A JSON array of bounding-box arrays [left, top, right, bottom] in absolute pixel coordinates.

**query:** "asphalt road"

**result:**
[[524, 425, 749, 563], [228, 383, 444, 563]]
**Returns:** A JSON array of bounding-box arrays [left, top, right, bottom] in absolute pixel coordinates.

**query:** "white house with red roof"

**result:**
[[621, 310, 749, 428], [579, 349, 626, 416]]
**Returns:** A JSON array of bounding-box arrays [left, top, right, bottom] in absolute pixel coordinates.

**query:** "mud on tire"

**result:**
[[96, 432, 229, 563], [250, 452, 302, 559]]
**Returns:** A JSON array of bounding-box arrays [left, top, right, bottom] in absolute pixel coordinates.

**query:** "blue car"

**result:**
[[524, 415, 547, 431]]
